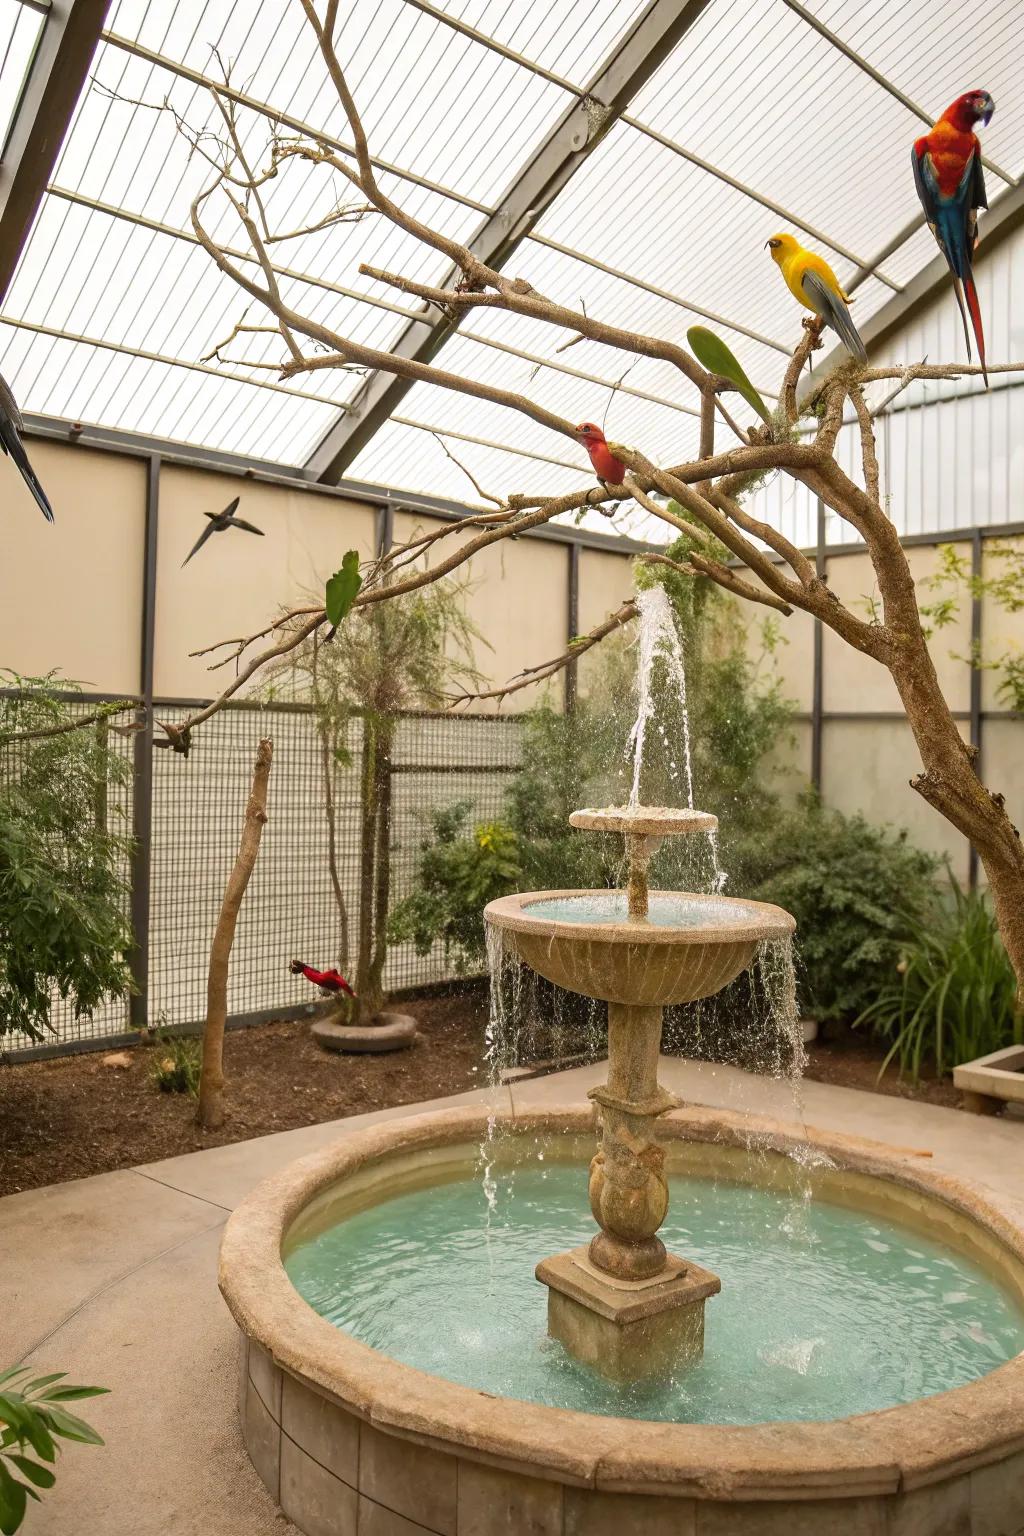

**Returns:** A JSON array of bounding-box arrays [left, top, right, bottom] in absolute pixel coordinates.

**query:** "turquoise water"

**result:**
[[523, 893, 758, 928], [285, 1164, 1024, 1425]]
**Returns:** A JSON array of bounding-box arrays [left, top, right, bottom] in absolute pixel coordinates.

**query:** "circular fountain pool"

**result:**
[[222, 1107, 1024, 1536], [285, 1161, 1024, 1425]]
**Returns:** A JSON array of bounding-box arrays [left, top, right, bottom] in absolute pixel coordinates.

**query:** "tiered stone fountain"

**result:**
[[485, 804, 794, 1382]]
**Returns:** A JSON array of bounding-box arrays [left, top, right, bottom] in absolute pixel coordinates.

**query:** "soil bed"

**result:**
[[0, 990, 488, 1196], [0, 996, 966, 1197]]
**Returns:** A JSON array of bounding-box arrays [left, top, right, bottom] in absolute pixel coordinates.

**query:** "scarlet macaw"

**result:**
[[765, 234, 867, 363], [575, 422, 626, 487], [182, 496, 265, 566], [0, 371, 54, 521], [912, 91, 994, 384], [290, 959, 355, 997]]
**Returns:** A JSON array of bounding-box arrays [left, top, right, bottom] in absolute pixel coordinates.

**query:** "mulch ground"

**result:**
[[0, 989, 489, 1197], [0, 996, 965, 1198], [802, 1021, 962, 1109]]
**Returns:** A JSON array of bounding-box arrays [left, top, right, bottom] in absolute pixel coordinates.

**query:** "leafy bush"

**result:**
[[729, 796, 939, 1024], [149, 1033, 201, 1096], [856, 884, 1021, 1079], [0, 678, 133, 1041], [0, 1366, 107, 1533], [389, 803, 521, 972]]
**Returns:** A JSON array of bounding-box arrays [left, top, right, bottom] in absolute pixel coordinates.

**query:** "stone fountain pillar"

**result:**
[[486, 807, 794, 1385], [536, 812, 723, 1382]]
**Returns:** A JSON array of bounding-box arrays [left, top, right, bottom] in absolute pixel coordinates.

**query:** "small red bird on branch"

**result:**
[[575, 422, 626, 487], [290, 959, 356, 998]]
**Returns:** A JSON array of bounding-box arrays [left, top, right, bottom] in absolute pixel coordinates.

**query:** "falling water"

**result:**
[[628, 586, 695, 810], [626, 585, 725, 892]]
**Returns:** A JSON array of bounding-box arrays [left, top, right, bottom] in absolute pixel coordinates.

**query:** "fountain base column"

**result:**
[[536, 1247, 720, 1385], [536, 999, 721, 1382]]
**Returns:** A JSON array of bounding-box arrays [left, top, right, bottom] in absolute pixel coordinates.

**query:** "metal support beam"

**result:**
[[129, 454, 159, 1030], [968, 527, 983, 891], [305, 0, 715, 483], [0, 0, 112, 304], [565, 542, 580, 714], [811, 495, 825, 793]]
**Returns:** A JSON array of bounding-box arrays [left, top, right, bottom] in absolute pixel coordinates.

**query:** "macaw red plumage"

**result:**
[[912, 90, 994, 385], [575, 422, 626, 486], [290, 959, 355, 997]]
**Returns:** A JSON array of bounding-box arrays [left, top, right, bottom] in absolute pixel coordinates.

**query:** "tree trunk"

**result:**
[[355, 714, 381, 1024], [888, 637, 1024, 1008], [353, 711, 395, 1025], [318, 716, 350, 968], [366, 713, 394, 1015], [197, 738, 273, 1129]]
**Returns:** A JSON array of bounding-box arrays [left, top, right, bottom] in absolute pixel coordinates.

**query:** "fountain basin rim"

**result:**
[[484, 888, 796, 944], [220, 1103, 1024, 1504]]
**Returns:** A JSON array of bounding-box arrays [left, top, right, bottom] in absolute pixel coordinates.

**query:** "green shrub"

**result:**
[[856, 884, 1021, 1079], [728, 796, 939, 1024], [0, 1366, 107, 1533], [0, 676, 133, 1041], [389, 803, 521, 973], [149, 1033, 201, 1096]]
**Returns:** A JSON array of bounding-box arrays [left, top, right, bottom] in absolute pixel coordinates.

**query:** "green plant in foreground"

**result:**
[[0, 1367, 107, 1533], [856, 884, 1022, 1080], [149, 1032, 201, 1096]]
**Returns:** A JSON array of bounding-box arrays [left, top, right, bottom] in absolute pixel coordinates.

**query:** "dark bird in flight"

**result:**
[[181, 496, 264, 565], [0, 372, 54, 521]]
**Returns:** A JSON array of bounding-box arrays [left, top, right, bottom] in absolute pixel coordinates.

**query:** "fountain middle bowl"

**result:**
[[485, 888, 795, 1006]]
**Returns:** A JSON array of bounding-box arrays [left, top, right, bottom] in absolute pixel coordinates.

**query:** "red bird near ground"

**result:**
[[912, 90, 995, 384], [290, 959, 355, 997], [575, 422, 626, 486]]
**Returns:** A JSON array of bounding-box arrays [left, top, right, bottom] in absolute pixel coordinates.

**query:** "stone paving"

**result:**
[[4, 1058, 1023, 1535]]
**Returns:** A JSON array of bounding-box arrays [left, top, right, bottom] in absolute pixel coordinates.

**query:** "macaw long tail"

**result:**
[[963, 273, 989, 387], [950, 277, 973, 364]]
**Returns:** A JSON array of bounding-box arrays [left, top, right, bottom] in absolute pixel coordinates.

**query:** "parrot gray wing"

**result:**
[[0, 371, 55, 522], [800, 270, 868, 364], [182, 520, 218, 566]]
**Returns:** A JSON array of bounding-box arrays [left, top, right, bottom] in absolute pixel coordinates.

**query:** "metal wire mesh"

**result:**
[[3, 696, 522, 1056]]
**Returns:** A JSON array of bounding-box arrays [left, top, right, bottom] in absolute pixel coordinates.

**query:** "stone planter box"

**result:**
[[954, 1044, 1024, 1115]]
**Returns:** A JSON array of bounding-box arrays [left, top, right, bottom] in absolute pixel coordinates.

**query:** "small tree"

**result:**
[[272, 578, 482, 1025], [0, 677, 132, 1042]]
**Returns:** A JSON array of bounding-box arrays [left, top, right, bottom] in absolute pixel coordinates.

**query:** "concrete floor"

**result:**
[[5, 1057, 1024, 1535]]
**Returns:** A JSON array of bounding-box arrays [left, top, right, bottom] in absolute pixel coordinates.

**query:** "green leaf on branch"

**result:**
[[325, 551, 363, 628], [686, 325, 772, 424]]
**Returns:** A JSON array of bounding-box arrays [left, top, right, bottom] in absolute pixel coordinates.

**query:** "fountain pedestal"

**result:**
[[538, 997, 722, 1381], [485, 805, 794, 1386]]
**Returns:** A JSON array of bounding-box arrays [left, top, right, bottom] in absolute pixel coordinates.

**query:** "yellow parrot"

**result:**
[[765, 233, 867, 363]]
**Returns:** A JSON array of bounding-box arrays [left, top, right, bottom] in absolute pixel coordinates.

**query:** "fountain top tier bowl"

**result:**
[[569, 806, 718, 837], [484, 888, 794, 1005]]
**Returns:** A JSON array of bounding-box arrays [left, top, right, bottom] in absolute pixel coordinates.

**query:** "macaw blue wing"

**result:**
[[912, 145, 988, 365]]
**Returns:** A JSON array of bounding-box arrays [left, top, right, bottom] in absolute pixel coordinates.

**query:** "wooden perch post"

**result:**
[[198, 737, 273, 1130]]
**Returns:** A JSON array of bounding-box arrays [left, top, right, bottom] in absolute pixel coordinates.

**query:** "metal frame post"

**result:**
[[811, 496, 825, 793], [565, 541, 580, 714], [968, 527, 983, 890], [128, 454, 159, 1028]]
